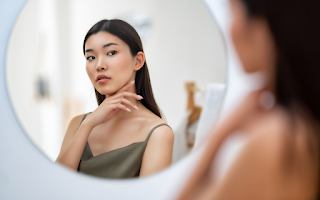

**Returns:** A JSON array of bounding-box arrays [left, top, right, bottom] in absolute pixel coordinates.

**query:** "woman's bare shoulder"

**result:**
[[139, 111, 174, 177], [60, 113, 89, 150], [253, 108, 318, 198], [148, 122, 174, 142], [139, 109, 173, 142], [68, 114, 88, 131], [212, 108, 318, 200]]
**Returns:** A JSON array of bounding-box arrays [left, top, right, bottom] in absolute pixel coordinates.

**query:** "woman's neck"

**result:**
[[107, 83, 144, 120]]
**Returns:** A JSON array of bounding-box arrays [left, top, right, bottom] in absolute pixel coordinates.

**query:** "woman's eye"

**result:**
[[107, 51, 117, 56], [87, 56, 95, 61]]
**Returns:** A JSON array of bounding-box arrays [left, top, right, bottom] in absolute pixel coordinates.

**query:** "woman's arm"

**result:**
[[176, 90, 264, 200], [55, 114, 94, 170], [139, 125, 174, 177]]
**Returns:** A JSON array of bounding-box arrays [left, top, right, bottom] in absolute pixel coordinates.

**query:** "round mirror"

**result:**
[[6, 0, 226, 178]]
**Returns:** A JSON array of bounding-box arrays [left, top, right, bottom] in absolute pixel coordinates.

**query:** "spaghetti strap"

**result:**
[[77, 112, 91, 130], [145, 123, 171, 142]]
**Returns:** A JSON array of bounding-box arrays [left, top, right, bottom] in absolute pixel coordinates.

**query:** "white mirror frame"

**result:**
[[0, 0, 258, 199]]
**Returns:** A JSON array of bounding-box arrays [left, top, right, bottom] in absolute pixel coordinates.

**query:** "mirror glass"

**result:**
[[6, 0, 226, 175]]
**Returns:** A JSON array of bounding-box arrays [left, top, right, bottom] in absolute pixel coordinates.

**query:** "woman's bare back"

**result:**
[[178, 91, 319, 200]]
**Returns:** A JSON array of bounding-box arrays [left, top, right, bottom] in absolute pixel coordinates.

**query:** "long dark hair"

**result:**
[[83, 19, 162, 118], [240, 0, 320, 120], [239, 0, 320, 196]]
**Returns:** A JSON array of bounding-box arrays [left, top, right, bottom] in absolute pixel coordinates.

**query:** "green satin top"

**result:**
[[77, 113, 169, 179]]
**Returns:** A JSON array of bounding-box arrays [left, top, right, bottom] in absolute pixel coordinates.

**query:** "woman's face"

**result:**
[[85, 31, 137, 95], [230, 0, 276, 80]]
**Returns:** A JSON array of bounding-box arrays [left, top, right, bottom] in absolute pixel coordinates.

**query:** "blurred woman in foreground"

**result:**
[[178, 0, 320, 199]]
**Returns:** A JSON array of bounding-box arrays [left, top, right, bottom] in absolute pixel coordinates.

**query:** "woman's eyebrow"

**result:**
[[103, 42, 118, 48], [85, 43, 119, 53]]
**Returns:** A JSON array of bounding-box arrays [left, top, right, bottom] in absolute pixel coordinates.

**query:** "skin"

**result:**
[[176, 0, 319, 199], [56, 31, 174, 177]]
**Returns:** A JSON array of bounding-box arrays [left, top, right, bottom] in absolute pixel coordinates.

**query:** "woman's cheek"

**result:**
[[111, 56, 126, 70], [86, 64, 95, 83]]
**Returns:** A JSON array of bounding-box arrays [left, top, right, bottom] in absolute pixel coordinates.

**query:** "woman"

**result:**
[[56, 19, 174, 179], [178, 0, 320, 199]]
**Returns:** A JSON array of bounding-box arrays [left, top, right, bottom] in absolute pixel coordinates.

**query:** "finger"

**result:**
[[111, 98, 139, 110], [113, 104, 131, 112], [116, 80, 135, 94], [115, 91, 143, 100]]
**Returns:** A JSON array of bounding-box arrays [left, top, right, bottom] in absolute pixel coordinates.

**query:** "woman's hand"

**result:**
[[85, 81, 143, 128]]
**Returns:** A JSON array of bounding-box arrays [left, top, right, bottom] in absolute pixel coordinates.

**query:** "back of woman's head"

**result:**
[[239, 1, 320, 198], [83, 19, 162, 118], [240, 0, 320, 121]]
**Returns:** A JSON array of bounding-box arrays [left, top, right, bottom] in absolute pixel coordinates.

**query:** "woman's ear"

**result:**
[[134, 52, 145, 71]]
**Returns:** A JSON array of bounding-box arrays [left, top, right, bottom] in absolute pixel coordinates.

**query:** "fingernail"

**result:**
[[127, 108, 131, 112], [137, 95, 143, 99], [131, 80, 135, 83], [134, 105, 139, 110]]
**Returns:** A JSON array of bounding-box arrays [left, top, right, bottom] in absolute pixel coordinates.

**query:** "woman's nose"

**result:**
[[96, 57, 107, 71]]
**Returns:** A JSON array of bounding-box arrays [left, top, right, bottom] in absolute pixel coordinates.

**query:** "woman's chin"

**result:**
[[96, 83, 125, 96], [98, 89, 118, 96]]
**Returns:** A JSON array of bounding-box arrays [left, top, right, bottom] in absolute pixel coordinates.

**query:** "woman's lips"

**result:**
[[97, 78, 110, 83], [96, 75, 111, 83]]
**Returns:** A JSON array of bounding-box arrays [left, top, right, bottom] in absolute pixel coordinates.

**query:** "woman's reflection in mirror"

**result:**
[[178, 0, 320, 199], [56, 19, 174, 178]]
